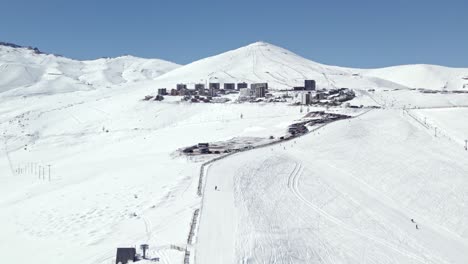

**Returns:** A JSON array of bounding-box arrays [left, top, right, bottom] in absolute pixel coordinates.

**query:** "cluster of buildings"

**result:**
[[238, 83, 269, 100], [156, 81, 271, 101], [147, 79, 355, 106], [297, 88, 355, 106]]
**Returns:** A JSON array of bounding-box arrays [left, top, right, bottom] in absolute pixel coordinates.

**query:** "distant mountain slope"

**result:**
[[2, 41, 467, 96], [0, 43, 180, 96], [152, 42, 410, 90], [361, 64, 468, 90]]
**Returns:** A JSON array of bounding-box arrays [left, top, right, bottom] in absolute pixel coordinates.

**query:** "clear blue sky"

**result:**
[[1, 0, 467, 68]]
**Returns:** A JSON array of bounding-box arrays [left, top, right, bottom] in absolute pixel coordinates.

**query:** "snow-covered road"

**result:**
[[196, 109, 468, 263]]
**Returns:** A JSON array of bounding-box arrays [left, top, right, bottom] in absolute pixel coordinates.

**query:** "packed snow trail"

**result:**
[[195, 109, 468, 264]]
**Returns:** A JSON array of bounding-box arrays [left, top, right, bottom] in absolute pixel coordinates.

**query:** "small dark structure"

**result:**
[[305, 80, 316, 90], [157, 88, 167, 95], [237, 82, 248, 89], [254, 86, 266, 98], [199, 147, 211, 154], [176, 84, 187, 90], [224, 83, 235, 90], [209, 83, 220, 90], [198, 143, 209, 148], [293, 86, 305, 91], [209, 87, 217, 97], [251, 83, 268, 90], [116, 248, 136, 264], [288, 123, 308, 135], [195, 83, 205, 90], [140, 244, 149, 259]]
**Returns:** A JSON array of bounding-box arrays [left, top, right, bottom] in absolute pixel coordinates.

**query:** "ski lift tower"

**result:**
[[140, 244, 149, 259]]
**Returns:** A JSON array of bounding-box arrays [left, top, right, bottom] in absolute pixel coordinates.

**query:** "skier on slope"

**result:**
[[215, 185, 218, 191]]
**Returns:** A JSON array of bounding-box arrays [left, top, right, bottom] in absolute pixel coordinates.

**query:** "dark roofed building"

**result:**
[[176, 84, 187, 90], [305, 80, 316, 91], [195, 83, 205, 90], [237, 82, 248, 89], [224, 83, 235, 90], [157, 88, 167, 95], [251, 83, 268, 90], [116, 248, 136, 264], [209, 83, 220, 89]]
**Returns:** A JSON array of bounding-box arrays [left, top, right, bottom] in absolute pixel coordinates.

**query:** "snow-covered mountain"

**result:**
[[2, 41, 467, 96], [152, 41, 411, 90], [2, 41, 468, 264], [150, 41, 468, 92], [0, 43, 181, 96]]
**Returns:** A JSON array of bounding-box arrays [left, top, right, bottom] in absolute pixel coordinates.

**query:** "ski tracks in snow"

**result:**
[[286, 162, 438, 264]]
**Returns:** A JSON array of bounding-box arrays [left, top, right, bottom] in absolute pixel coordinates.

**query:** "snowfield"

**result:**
[[197, 109, 468, 264], [0, 86, 305, 263], [362, 64, 468, 91], [1, 41, 468, 264]]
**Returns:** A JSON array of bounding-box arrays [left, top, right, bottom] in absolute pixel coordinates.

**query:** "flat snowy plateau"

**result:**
[[1, 42, 468, 264]]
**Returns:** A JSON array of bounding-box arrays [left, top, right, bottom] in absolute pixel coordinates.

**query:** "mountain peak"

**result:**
[[0, 41, 48, 55], [248, 41, 270, 46]]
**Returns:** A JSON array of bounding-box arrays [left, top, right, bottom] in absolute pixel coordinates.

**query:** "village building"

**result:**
[[254, 86, 266, 98], [157, 88, 167, 95], [209, 87, 217, 97], [176, 84, 187, 90], [305, 80, 316, 90], [239, 88, 252, 99], [195, 83, 205, 90], [224, 83, 235, 90], [301, 92, 312, 105], [237, 82, 248, 89], [115, 248, 136, 264], [251, 83, 268, 90], [209, 83, 220, 90]]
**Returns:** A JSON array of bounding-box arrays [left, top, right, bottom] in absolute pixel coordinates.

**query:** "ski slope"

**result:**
[[0, 85, 306, 264], [409, 107, 468, 149], [196, 109, 468, 264], [1, 41, 468, 264]]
